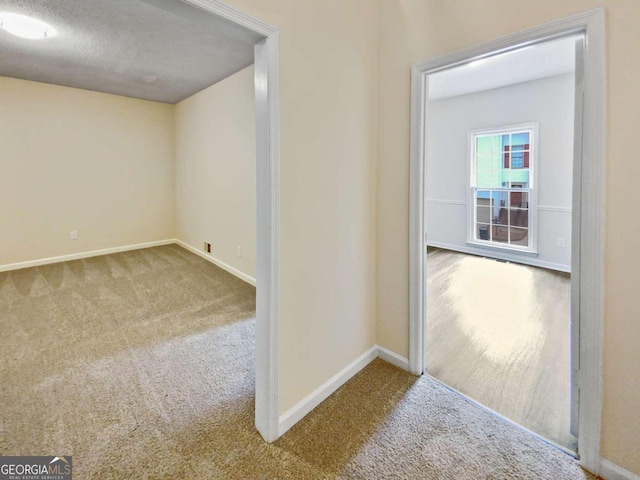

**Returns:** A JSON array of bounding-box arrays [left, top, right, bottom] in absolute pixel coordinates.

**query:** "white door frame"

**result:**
[[408, 8, 605, 474], [180, 0, 281, 443]]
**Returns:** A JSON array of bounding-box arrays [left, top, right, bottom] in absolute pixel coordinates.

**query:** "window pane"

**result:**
[[510, 227, 529, 246], [476, 190, 490, 206], [489, 135, 501, 152], [492, 225, 509, 244], [476, 223, 490, 241], [476, 206, 491, 224], [500, 168, 510, 188], [511, 132, 530, 149], [510, 191, 529, 208], [509, 208, 529, 228], [491, 168, 502, 188], [476, 136, 493, 154], [501, 134, 510, 151], [490, 191, 508, 208], [491, 191, 508, 225], [510, 169, 529, 188], [473, 129, 533, 249], [511, 150, 525, 168], [476, 170, 492, 188], [476, 149, 494, 188], [476, 153, 493, 171]]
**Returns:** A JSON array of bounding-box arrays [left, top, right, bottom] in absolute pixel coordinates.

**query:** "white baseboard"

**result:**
[[0, 239, 175, 273], [175, 239, 256, 287], [427, 241, 571, 273], [601, 459, 640, 480], [278, 345, 379, 436], [299, 349, 640, 480], [277, 344, 409, 437], [377, 345, 410, 371]]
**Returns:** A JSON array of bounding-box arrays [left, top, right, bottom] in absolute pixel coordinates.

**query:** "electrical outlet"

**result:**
[[557, 237, 566, 248], [204, 242, 211, 253], [69, 230, 78, 240], [237, 246, 242, 258]]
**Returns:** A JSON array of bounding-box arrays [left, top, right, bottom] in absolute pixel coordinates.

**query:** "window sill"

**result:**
[[465, 241, 539, 257]]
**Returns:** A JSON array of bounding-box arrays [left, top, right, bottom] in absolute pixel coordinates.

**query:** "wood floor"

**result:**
[[426, 247, 577, 451]]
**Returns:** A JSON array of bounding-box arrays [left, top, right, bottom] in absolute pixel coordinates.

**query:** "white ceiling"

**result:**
[[0, 0, 262, 104], [428, 35, 580, 101]]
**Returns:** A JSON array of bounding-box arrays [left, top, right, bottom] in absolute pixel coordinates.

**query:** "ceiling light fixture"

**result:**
[[0, 12, 56, 40]]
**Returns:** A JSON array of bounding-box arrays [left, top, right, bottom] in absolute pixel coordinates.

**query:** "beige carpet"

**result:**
[[0, 245, 598, 479]]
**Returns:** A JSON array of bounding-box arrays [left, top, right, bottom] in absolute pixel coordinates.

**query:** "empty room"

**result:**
[[424, 36, 579, 452], [1, 1, 262, 476]]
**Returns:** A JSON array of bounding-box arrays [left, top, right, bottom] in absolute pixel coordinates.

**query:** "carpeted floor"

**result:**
[[0, 245, 598, 479]]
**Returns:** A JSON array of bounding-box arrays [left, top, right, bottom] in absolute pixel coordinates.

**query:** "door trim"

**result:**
[[408, 8, 605, 474], [180, 0, 281, 443]]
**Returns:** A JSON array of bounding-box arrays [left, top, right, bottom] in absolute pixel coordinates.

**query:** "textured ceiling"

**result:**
[[429, 35, 579, 101], [0, 0, 261, 103]]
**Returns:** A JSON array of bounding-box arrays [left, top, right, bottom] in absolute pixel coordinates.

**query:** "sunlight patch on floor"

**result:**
[[448, 256, 544, 363]]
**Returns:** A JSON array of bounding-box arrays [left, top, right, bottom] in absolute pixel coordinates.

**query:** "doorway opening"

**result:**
[[425, 35, 580, 452], [178, 2, 282, 442], [409, 9, 605, 473]]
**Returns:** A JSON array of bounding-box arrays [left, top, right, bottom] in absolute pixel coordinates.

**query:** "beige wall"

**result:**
[[377, 0, 640, 474], [4, 1, 637, 472], [175, 66, 256, 279], [1, 0, 381, 444], [224, 0, 379, 413], [0, 77, 175, 265]]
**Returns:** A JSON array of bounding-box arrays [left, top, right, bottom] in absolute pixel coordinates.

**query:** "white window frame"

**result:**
[[467, 122, 539, 255]]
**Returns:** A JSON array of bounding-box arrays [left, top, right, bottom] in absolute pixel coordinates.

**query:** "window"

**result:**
[[470, 125, 536, 251]]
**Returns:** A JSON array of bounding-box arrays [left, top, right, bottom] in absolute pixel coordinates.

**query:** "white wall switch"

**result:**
[[69, 230, 78, 240], [237, 246, 242, 257]]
